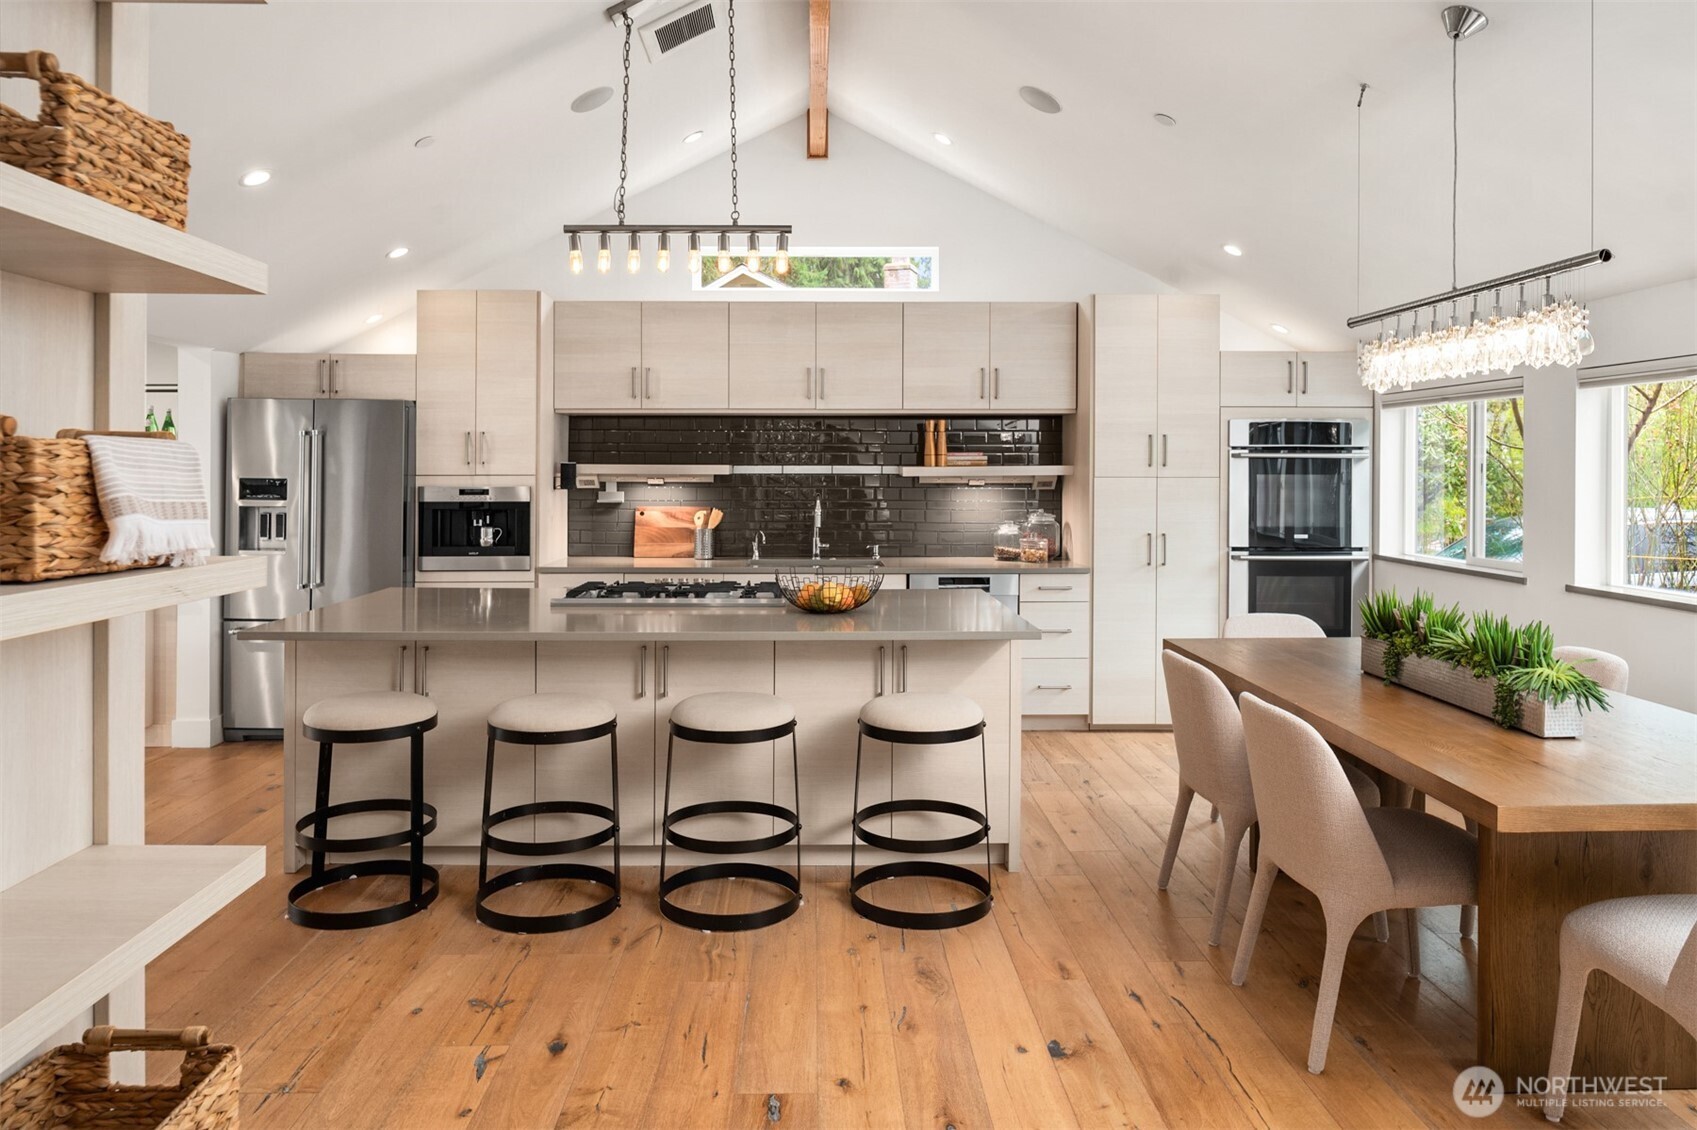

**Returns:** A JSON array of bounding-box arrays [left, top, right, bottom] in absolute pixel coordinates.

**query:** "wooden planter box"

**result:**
[[1360, 637, 1583, 738]]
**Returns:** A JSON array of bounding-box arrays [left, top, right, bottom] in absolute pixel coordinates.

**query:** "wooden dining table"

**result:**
[[1165, 636, 1697, 1088]]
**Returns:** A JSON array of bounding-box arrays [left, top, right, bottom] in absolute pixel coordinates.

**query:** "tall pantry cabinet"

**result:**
[[1090, 295, 1222, 725], [417, 290, 540, 476]]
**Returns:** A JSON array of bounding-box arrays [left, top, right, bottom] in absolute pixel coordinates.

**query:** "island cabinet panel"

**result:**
[[888, 641, 1013, 843], [292, 642, 418, 848], [774, 642, 892, 845], [653, 641, 778, 842], [537, 642, 659, 845], [415, 642, 539, 845]]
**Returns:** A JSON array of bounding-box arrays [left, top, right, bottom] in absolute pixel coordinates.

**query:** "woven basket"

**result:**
[[0, 416, 175, 583], [0, 1027, 239, 1130], [0, 51, 190, 230], [1361, 637, 1583, 738]]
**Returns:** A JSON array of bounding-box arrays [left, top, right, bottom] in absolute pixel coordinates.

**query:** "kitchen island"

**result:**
[[243, 587, 1039, 874]]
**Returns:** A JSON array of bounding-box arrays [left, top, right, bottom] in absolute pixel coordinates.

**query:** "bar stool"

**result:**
[[288, 691, 440, 931], [477, 694, 622, 933], [851, 692, 993, 930], [660, 692, 802, 932]]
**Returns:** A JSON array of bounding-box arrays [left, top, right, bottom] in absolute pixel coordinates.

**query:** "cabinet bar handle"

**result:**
[[418, 645, 431, 696], [637, 644, 647, 698], [1301, 360, 1309, 394], [806, 366, 814, 399], [1161, 434, 1169, 467], [630, 366, 639, 400], [479, 431, 489, 465], [395, 645, 407, 692], [464, 431, 473, 466], [1035, 684, 1075, 691], [1039, 628, 1075, 635], [899, 644, 909, 693], [819, 367, 826, 401], [1035, 585, 1073, 591], [318, 359, 328, 396], [644, 367, 653, 399], [877, 645, 886, 696], [1146, 532, 1153, 566], [329, 358, 339, 396], [1147, 434, 1154, 467], [1286, 359, 1294, 395], [1160, 533, 1168, 566], [993, 367, 1001, 400], [979, 368, 987, 400], [659, 644, 669, 698]]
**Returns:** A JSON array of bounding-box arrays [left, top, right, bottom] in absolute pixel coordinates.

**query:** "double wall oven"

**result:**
[[1227, 418, 1371, 637]]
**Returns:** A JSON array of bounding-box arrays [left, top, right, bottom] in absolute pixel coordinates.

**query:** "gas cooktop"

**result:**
[[552, 580, 786, 606]]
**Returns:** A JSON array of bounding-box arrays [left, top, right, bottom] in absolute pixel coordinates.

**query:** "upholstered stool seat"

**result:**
[[660, 691, 803, 932], [850, 692, 993, 931], [478, 693, 622, 934], [289, 691, 440, 931]]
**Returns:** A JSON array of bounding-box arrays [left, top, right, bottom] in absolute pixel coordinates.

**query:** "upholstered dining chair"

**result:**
[[1223, 613, 1328, 639], [1160, 651, 1387, 948], [1552, 646, 1630, 693], [1545, 895, 1697, 1122], [1230, 693, 1478, 1074]]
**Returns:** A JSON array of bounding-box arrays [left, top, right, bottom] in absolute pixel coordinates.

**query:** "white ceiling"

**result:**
[[147, 0, 1697, 354]]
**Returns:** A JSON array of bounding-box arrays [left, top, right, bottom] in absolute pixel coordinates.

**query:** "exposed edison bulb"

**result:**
[[774, 232, 790, 275], [687, 233, 701, 273], [596, 232, 611, 274], [568, 232, 583, 275], [716, 232, 733, 273], [746, 233, 761, 273], [656, 233, 671, 273], [627, 233, 641, 274]]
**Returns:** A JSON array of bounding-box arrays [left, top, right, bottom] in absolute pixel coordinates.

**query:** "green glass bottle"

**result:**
[[161, 409, 176, 436], [144, 407, 159, 432]]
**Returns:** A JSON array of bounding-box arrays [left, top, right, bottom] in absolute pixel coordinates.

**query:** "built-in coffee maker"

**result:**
[[417, 485, 532, 571]]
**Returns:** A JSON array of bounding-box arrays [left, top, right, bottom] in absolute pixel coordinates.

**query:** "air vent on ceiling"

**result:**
[[638, 0, 721, 62]]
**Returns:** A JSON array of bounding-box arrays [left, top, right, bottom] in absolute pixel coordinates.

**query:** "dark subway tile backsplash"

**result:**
[[566, 415, 1065, 559]]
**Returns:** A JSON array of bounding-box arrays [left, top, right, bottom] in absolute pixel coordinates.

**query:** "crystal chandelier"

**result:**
[[1352, 6, 1609, 391], [562, 0, 792, 277]]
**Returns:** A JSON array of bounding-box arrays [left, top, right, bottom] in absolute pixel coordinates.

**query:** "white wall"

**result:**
[[330, 115, 1284, 354], [1375, 278, 1697, 711]]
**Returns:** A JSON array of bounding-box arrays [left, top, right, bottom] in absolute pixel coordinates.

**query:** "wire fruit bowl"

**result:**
[[775, 569, 884, 614]]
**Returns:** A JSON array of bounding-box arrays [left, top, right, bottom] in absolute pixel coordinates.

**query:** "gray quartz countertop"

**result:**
[[539, 556, 1091, 575], [240, 587, 1042, 642]]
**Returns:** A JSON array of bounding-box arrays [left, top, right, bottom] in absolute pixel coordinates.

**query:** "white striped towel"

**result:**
[[85, 435, 215, 567]]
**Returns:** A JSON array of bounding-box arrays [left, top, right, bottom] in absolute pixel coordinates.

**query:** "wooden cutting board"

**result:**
[[634, 506, 701, 558]]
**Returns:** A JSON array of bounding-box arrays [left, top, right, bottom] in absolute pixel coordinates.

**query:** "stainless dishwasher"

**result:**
[[908, 572, 1020, 612]]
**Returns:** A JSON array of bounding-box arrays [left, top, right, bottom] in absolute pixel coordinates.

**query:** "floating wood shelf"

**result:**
[[0, 844, 266, 1066], [899, 465, 1072, 485], [0, 164, 267, 295], [573, 464, 731, 486], [0, 556, 266, 642]]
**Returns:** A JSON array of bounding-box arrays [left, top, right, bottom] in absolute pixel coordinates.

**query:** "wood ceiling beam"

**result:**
[[807, 0, 829, 158]]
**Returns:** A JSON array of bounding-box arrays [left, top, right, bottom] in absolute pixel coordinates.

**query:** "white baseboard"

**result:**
[[1021, 715, 1089, 732], [170, 713, 224, 749]]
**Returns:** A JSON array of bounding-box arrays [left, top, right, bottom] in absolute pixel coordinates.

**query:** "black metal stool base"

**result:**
[[853, 799, 989, 855], [484, 799, 617, 857], [849, 859, 992, 931], [295, 798, 439, 855], [286, 858, 440, 931], [659, 861, 803, 932], [476, 862, 620, 934]]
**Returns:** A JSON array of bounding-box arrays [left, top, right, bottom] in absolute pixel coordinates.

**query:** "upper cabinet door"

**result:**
[[474, 291, 538, 475], [1154, 294, 1220, 477], [990, 302, 1076, 411], [641, 302, 728, 410], [728, 303, 816, 411], [1219, 351, 1297, 408], [1295, 352, 1372, 408], [1092, 295, 1158, 477], [240, 353, 328, 399], [903, 302, 991, 411], [329, 354, 416, 400], [554, 302, 642, 412], [415, 290, 479, 475], [814, 304, 903, 411]]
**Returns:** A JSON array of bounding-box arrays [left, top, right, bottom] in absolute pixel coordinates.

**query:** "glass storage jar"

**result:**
[[993, 521, 1023, 561], [1024, 509, 1061, 561]]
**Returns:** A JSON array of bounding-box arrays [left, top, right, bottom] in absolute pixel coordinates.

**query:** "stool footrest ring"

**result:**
[[853, 799, 989, 855], [849, 860, 991, 931], [476, 863, 620, 934], [663, 800, 800, 855], [295, 798, 438, 855], [287, 859, 440, 931], [659, 862, 802, 932], [484, 800, 617, 857]]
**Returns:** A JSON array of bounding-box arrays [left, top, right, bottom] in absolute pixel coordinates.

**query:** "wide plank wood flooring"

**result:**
[[141, 733, 1697, 1129]]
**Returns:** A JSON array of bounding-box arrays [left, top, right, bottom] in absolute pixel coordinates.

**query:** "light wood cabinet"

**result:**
[[331, 354, 415, 400], [1092, 295, 1159, 476], [653, 641, 775, 839], [241, 353, 416, 399], [990, 302, 1076, 411], [1295, 352, 1370, 407], [1089, 477, 1160, 724], [1151, 477, 1220, 724], [729, 303, 816, 411], [890, 641, 1013, 840], [416, 290, 539, 475], [240, 353, 328, 399], [537, 641, 658, 844], [814, 303, 903, 410], [903, 302, 991, 411], [416, 290, 478, 474], [554, 302, 642, 411], [640, 302, 728, 410], [1220, 350, 1369, 408], [414, 641, 538, 844], [1155, 294, 1220, 476], [775, 641, 889, 845]]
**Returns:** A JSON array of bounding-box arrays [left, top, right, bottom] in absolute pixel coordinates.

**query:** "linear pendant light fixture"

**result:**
[[1352, 5, 1608, 392], [563, 0, 792, 277]]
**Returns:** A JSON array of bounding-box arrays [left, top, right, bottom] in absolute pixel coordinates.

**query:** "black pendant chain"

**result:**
[[727, 0, 739, 225], [616, 12, 633, 226]]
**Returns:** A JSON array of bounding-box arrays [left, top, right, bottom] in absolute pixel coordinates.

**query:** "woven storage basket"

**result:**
[[1361, 637, 1583, 738], [0, 1027, 239, 1130], [0, 51, 190, 230], [0, 417, 175, 583]]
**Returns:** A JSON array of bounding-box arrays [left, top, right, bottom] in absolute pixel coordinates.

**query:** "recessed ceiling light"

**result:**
[[365, 313, 384, 325], [1018, 85, 1062, 114], [1222, 243, 1244, 256], [413, 136, 436, 149], [1153, 112, 1177, 127], [1270, 323, 1290, 334], [386, 246, 410, 260], [682, 130, 704, 144], [933, 132, 953, 146], [570, 86, 614, 114], [238, 168, 271, 187]]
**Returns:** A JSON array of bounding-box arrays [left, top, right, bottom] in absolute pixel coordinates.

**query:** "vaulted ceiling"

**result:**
[[147, 0, 1696, 354]]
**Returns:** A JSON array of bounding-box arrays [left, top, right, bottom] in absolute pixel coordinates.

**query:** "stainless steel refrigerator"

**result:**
[[223, 398, 414, 738]]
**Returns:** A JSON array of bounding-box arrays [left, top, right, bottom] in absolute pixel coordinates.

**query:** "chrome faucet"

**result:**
[[751, 530, 767, 563], [811, 497, 829, 560]]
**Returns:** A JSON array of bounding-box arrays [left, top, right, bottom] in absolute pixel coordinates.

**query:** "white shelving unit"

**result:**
[[0, 844, 265, 1066], [0, 556, 266, 642]]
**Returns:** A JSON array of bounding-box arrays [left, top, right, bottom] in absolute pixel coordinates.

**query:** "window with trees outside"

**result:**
[[1616, 376, 1697, 593], [1409, 396, 1525, 567], [695, 248, 938, 291]]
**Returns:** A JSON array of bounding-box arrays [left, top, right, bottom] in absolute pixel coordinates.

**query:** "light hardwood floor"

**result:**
[[141, 733, 1697, 1129]]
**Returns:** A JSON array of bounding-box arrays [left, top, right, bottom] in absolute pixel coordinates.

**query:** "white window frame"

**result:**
[[1606, 376, 1697, 596], [1401, 396, 1525, 571], [690, 246, 941, 292]]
